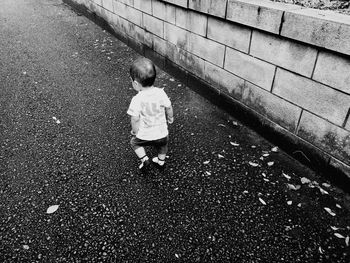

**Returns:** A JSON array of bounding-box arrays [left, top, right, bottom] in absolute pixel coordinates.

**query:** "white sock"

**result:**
[[152, 157, 165, 166], [139, 156, 149, 169]]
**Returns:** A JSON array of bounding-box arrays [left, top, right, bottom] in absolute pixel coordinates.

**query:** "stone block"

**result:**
[[175, 7, 187, 29], [169, 43, 205, 78], [273, 68, 350, 126], [117, 0, 133, 6], [92, 0, 102, 6], [204, 61, 245, 99], [281, 8, 350, 56], [164, 23, 189, 50], [227, 0, 300, 34], [189, 0, 227, 18], [110, 12, 129, 33], [175, 8, 207, 37], [143, 31, 153, 48], [188, 33, 225, 67], [313, 51, 350, 95], [224, 47, 275, 91], [152, 0, 166, 20], [153, 35, 167, 56], [102, 0, 113, 11], [113, 1, 127, 19], [128, 36, 144, 55], [143, 14, 164, 38], [207, 17, 251, 53], [133, 0, 152, 14], [330, 158, 350, 178], [297, 111, 350, 163], [127, 22, 143, 42], [126, 6, 142, 26], [165, 4, 176, 24], [165, 42, 177, 62], [250, 30, 317, 77], [161, 0, 187, 8], [242, 82, 302, 132], [144, 46, 165, 69]]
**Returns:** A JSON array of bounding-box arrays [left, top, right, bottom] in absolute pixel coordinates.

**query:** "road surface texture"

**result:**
[[0, 0, 350, 262]]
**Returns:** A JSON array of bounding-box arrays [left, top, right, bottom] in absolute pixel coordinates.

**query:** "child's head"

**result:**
[[130, 57, 156, 90]]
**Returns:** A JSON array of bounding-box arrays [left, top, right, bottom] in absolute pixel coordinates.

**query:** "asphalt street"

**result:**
[[0, 0, 350, 262]]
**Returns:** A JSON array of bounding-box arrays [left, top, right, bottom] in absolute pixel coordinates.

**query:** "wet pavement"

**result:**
[[1, 0, 350, 262]]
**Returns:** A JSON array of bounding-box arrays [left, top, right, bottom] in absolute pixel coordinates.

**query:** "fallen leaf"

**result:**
[[218, 124, 226, 127], [230, 142, 239, 146], [267, 161, 274, 166], [330, 226, 339, 231], [319, 187, 329, 195], [300, 177, 311, 184], [251, 145, 256, 148], [218, 154, 224, 159], [334, 233, 345, 239], [205, 171, 211, 175], [263, 178, 270, 182], [47, 205, 59, 214], [345, 236, 349, 246], [324, 207, 336, 216], [297, 203, 302, 207], [271, 146, 278, 152], [175, 253, 180, 258], [232, 121, 238, 126], [263, 153, 269, 157], [203, 160, 210, 164], [170, 78, 175, 82], [243, 190, 248, 194], [174, 187, 179, 191], [283, 173, 291, 180], [23, 245, 29, 250], [249, 161, 259, 167], [322, 183, 331, 188], [318, 246, 324, 254], [259, 198, 266, 205], [52, 116, 61, 124], [287, 201, 292, 205], [287, 184, 301, 190], [336, 204, 342, 209]]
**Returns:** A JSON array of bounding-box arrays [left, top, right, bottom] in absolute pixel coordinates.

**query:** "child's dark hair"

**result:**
[[130, 57, 156, 87]]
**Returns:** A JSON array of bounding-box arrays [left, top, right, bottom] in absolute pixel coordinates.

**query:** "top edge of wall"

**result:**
[[160, 0, 350, 56]]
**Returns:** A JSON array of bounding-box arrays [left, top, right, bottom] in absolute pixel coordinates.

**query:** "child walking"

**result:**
[[127, 57, 174, 170]]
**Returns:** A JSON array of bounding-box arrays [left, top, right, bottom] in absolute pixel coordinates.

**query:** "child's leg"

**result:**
[[130, 137, 150, 169], [152, 136, 168, 166]]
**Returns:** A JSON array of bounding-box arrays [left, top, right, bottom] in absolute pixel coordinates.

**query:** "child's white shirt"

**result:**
[[127, 87, 171, 140]]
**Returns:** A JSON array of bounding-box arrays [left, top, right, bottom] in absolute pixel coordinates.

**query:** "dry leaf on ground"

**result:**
[[301, 177, 311, 184], [47, 205, 59, 214], [324, 207, 336, 216], [334, 233, 345, 239], [259, 198, 267, 205], [249, 162, 259, 167], [287, 184, 301, 190]]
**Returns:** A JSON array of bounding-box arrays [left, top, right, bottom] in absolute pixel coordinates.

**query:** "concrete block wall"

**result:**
[[67, 0, 350, 180]]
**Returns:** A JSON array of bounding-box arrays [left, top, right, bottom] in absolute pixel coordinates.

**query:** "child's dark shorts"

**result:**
[[130, 136, 169, 154]]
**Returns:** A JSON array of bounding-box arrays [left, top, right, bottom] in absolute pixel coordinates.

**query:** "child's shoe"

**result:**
[[152, 157, 165, 169], [139, 156, 151, 170]]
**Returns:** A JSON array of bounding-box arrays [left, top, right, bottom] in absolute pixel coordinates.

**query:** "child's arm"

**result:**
[[165, 105, 174, 124], [130, 115, 140, 135]]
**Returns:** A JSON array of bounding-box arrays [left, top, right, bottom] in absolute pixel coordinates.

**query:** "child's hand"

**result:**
[[167, 117, 174, 124]]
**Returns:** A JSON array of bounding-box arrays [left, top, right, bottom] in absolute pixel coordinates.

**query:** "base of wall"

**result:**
[[63, 0, 350, 193]]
